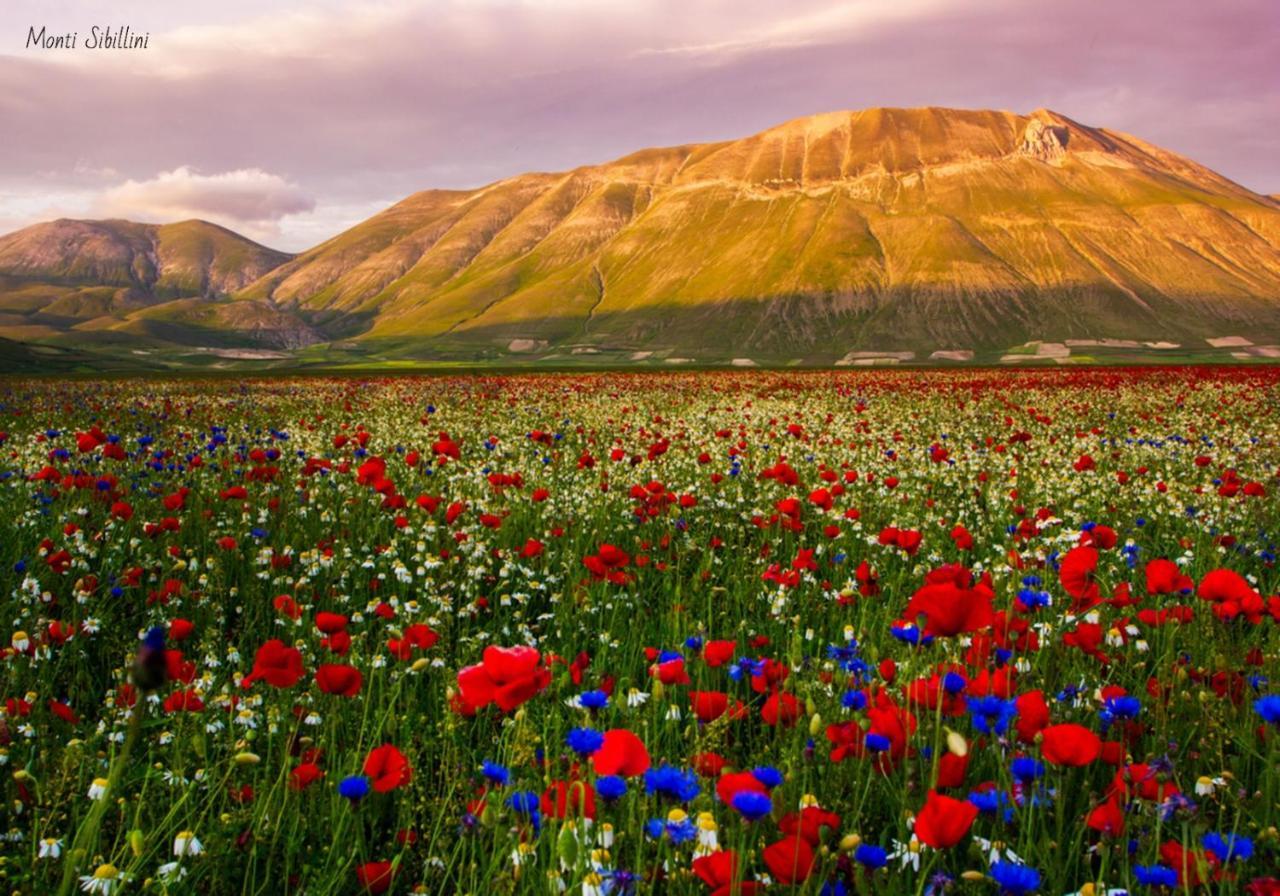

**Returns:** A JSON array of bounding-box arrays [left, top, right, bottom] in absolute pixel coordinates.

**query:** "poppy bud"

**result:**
[[128, 828, 145, 857]]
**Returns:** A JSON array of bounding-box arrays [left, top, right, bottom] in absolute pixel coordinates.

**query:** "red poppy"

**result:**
[[1059, 546, 1100, 606], [315, 612, 349, 634], [591, 729, 650, 777], [692, 850, 763, 896], [1145, 558, 1193, 595], [355, 861, 397, 895], [913, 790, 978, 848], [246, 640, 304, 688], [1014, 690, 1050, 743], [703, 640, 737, 666], [653, 657, 691, 685], [903, 566, 994, 637], [778, 806, 841, 846], [763, 836, 815, 885], [716, 771, 767, 806], [1086, 796, 1125, 836], [541, 779, 595, 819], [691, 690, 730, 722], [290, 762, 324, 791], [456, 645, 550, 713], [936, 750, 969, 788], [1039, 723, 1102, 766], [363, 744, 412, 793], [761, 691, 800, 727], [162, 689, 204, 713], [315, 663, 363, 697]]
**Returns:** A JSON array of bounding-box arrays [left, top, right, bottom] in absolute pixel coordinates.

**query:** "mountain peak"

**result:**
[[4, 105, 1280, 367], [234, 103, 1280, 360], [1019, 116, 1071, 161]]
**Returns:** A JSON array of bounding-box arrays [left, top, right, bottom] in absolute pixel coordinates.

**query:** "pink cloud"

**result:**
[[0, 0, 1275, 249], [93, 167, 315, 237]]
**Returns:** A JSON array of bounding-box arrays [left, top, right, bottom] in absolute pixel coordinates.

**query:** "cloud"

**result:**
[[92, 167, 315, 235], [0, 0, 1275, 250]]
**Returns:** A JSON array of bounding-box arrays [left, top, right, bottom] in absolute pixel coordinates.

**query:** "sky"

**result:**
[[1, 0, 1276, 251]]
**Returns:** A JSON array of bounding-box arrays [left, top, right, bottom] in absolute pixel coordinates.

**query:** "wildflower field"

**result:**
[[3, 367, 1280, 896]]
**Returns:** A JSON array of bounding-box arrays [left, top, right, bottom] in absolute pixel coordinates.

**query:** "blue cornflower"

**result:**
[[1010, 757, 1045, 783], [942, 672, 968, 694], [730, 790, 773, 820], [578, 689, 609, 710], [1202, 831, 1253, 863], [596, 775, 628, 802], [1157, 792, 1196, 821], [969, 789, 1010, 816], [1017, 588, 1050, 609], [842, 690, 868, 711], [890, 624, 934, 646], [865, 732, 892, 753], [338, 775, 371, 802], [481, 761, 510, 786], [967, 695, 1017, 735], [826, 640, 864, 672], [1105, 695, 1142, 717], [728, 657, 765, 682], [506, 790, 541, 815], [990, 861, 1041, 895], [1254, 694, 1280, 725], [566, 727, 605, 757], [604, 869, 638, 895], [665, 818, 697, 843], [644, 765, 700, 802], [853, 843, 888, 870], [1133, 865, 1178, 887], [751, 766, 784, 789]]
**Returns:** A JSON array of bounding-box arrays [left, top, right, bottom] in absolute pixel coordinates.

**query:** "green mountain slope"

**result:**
[[4, 107, 1280, 368], [236, 107, 1280, 362]]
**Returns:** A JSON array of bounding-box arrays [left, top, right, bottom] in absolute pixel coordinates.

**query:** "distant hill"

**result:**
[[0, 219, 319, 359], [0, 218, 290, 296], [4, 108, 1280, 368]]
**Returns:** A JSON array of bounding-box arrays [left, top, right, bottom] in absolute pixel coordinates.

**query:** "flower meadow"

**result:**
[[2, 367, 1280, 896]]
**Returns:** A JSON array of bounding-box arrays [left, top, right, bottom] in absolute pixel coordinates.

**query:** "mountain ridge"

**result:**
[[3, 106, 1280, 367]]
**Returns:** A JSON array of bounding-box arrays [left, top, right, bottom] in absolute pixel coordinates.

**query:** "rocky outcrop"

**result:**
[[1019, 118, 1070, 161]]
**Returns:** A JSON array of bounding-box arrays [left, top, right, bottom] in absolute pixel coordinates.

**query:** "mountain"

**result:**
[[0, 219, 321, 360], [0, 218, 290, 296], [5, 107, 1280, 368], [235, 106, 1280, 364]]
